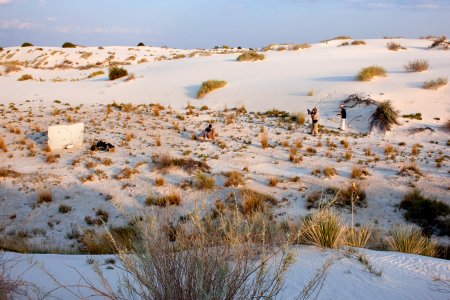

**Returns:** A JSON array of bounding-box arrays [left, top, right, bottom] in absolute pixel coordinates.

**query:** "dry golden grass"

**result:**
[[197, 80, 227, 99], [0, 136, 7, 152], [268, 177, 279, 187], [236, 51, 265, 62], [146, 189, 181, 207], [37, 189, 52, 204], [155, 176, 165, 186], [260, 132, 269, 149], [195, 172, 216, 189], [345, 226, 372, 248], [116, 167, 139, 179], [387, 225, 437, 257], [387, 42, 406, 51], [125, 132, 134, 142], [404, 59, 429, 72], [351, 166, 370, 179], [241, 188, 277, 215], [423, 77, 448, 90], [155, 136, 161, 147], [46, 154, 59, 163], [323, 167, 338, 178], [224, 171, 245, 187], [357, 66, 386, 81]]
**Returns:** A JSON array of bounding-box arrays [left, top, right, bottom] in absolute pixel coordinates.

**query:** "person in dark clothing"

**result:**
[[198, 123, 215, 140], [337, 104, 346, 131]]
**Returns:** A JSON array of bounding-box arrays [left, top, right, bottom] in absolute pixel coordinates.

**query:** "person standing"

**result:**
[[338, 104, 346, 131], [307, 107, 320, 136]]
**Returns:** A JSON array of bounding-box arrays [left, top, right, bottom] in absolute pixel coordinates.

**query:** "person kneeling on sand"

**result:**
[[307, 107, 319, 136], [198, 123, 215, 140], [337, 104, 346, 131]]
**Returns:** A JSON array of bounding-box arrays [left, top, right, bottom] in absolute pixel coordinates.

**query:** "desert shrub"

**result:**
[[428, 36, 449, 49], [146, 190, 182, 207], [37, 189, 52, 204], [137, 42, 145, 46], [21, 42, 33, 47], [399, 163, 423, 176], [333, 183, 366, 208], [195, 172, 215, 189], [0, 252, 28, 299], [404, 59, 429, 72], [351, 40, 366, 45], [357, 65, 386, 81], [423, 77, 448, 90], [155, 176, 165, 186], [268, 177, 279, 187], [0, 136, 7, 152], [224, 171, 245, 187], [108, 66, 128, 80], [17, 74, 33, 81], [196, 80, 227, 99], [369, 100, 400, 131], [260, 132, 269, 149], [241, 188, 277, 215], [80, 211, 290, 299], [236, 51, 265, 62], [62, 42, 76, 48], [400, 189, 449, 236], [387, 42, 406, 51], [88, 70, 105, 78], [387, 225, 437, 257], [292, 43, 311, 50], [152, 153, 210, 173], [0, 168, 20, 178], [299, 209, 346, 249]]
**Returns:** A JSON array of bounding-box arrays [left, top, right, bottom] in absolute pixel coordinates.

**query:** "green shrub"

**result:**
[[137, 42, 145, 47], [197, 80, 227, 99], [387, 225, 437, 257], [369, 100, 400, 131], [357, 65, 386, 81], [62, 42, 76, 48], [21, 42, 33, 47], [404, 59, 429, 72], [423, 77, 448, 90], [17, 74, 33, 81], [108, 66, 128, 80], [400, 189, 449, 236], [236, 51, 265, 62]]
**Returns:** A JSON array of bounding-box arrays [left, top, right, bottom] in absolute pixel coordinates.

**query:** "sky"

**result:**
[[0, 0, 449, 49]]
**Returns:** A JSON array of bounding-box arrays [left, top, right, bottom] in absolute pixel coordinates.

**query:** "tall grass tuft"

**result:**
[[369, 100, 400, 131], [299, 209, 346, 249], [387, 225, 437, 257], [404, 59, 429, 72], [197, 80, 227, 99], [357, 66, 386, 81]]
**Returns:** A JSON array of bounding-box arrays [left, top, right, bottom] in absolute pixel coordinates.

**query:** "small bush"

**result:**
[[59, 204, 72, 214], [88, 70, 105, 79], [369, 100, 400, 131], [296, 112, 306, 125], [423, 77, 448, 90], [224, 171, 245, 187], [299, 209, 346, 249], [62, 42, 77, 48], [400, 189, 449, 236], [260, 132, 269, 149], [195, 172, 215, 189], [404, 59, 429, 72], [108, 66, 128, 80], [351, 166, 370, 179], [387, 42, 406, 51], [21, 42, 33, 47], [37, 189, 52, 204], [402, 113, 422, 120], [155, 177, 165, 186], [137, 42, 145, 47], [323, 167, 338, 178], [17, 74, 33, 81], [357, 65, 386, 81], [351, 40, 366, 45], [268, 177, 279, 187], [236, 51, 265, 62], [146, 190, 182, 207], [387, 225, 437, 257], [152, 153, 210, 173], [197, 80, 227, 99], [241, 188, 277, 215], [0, 136, 7, 152]]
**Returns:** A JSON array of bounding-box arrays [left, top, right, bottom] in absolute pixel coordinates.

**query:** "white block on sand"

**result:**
[[48, 123, 84, 151]]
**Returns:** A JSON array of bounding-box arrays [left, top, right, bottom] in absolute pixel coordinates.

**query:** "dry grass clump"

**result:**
[[108, 66, 128, 80], [101, 158, 113, 166], [369, 100, 400, 131], [37, 189, 52, 204], [260, 132, 269, 149], [197, 80, 227, 99], [268, 177, 279, 187], [195, 172, 216, 189], [236, 51, 265, 61], [351, 40, 366, 45], [387, 42, 406, 51], [404, 59, 429, 72], [399, 163, 423, 176], [88, 70, 104, 78], [152, 153, 210, 173], [17, 74, 33, 81], [0, 136, 7, 152], [0, 168, 21, 178], [423, 77, 448, 90], [146, 189, 182, 207], [296, 112, 306, 124], [345, 226, 372, 248], [351, 166, 370, 179], [155, 176, 165, 186], [323, 167, 338, 178], [384, 144, 398, 155], [357, 65, 386, 81], [224, 171, 245, 187], [387, 225, 437, 257], [299, 209, 346, 249], [46, 154, 60, 163], [241, 188, 277, 215]]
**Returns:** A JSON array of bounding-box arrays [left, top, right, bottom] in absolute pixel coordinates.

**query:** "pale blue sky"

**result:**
[[0, 0, 449, 48]]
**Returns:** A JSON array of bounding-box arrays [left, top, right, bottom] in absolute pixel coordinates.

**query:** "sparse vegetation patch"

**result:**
[[236, 51, 265, 62], [357, 66, 386, 81], [197, 80, 227, 99]]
